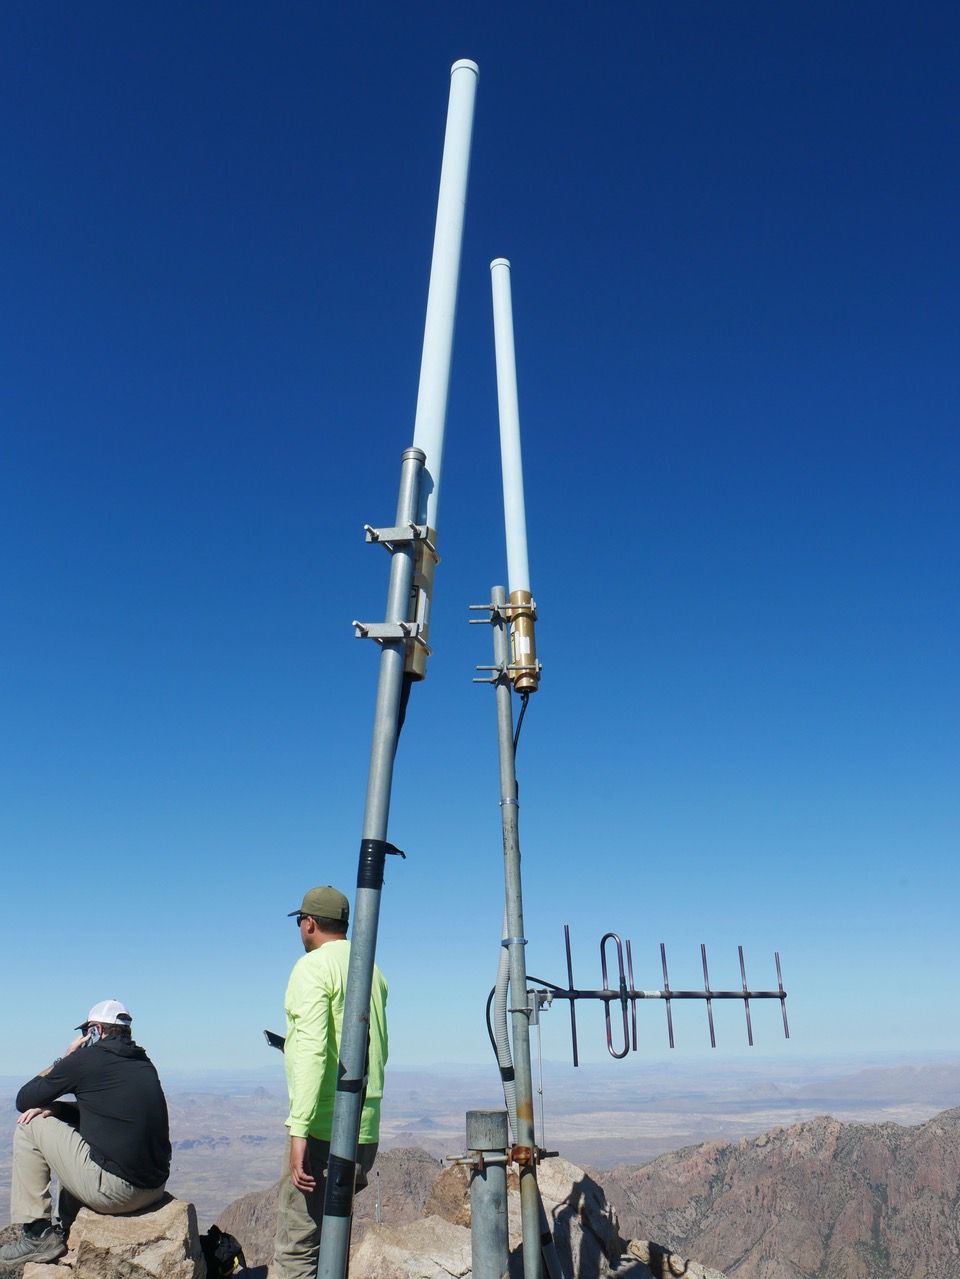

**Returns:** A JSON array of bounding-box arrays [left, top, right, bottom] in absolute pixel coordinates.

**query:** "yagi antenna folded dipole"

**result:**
[[532, 926, 789, 1066]]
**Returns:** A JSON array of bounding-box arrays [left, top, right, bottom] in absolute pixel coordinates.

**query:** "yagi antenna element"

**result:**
[[532, 926, 789, 1066]]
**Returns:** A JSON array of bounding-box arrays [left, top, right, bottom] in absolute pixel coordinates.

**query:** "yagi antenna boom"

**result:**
[[533, 927, 789, 1066]]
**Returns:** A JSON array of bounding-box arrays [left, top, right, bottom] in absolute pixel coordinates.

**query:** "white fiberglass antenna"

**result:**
[[320, 59, 479, 1279], [413, 61, 480, 534], [490, 258, 539, 693]]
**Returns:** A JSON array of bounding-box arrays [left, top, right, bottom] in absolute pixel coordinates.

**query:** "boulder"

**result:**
[[537, 1156, 622, 1276], [424, 1162, 471, 1228], [350, 1214, 472, 1279], [359, 1156, 624, 1279], [626, 1239, 728, 1279], [25, 1196, 207, 1278]]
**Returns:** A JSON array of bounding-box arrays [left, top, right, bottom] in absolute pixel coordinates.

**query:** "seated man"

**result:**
[[0, 999, 171, 1267]]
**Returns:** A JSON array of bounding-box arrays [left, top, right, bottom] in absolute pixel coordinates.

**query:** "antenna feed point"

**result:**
[[506, 589, 539, 693]]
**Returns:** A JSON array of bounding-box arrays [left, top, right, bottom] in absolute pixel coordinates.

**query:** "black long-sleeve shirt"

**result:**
[[18, 1037, 170, 1189]]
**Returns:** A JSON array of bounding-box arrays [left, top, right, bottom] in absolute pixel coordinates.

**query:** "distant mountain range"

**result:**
[[791, 1061, 960, 1106]]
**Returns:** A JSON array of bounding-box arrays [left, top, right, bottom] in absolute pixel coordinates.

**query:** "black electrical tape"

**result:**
[[336, 1074, 365, 1095], [357, 839, 406, 889], [357, 840, 386, 889], [499, 1066, 515, 1083], [325, 1156, 356, 1218]]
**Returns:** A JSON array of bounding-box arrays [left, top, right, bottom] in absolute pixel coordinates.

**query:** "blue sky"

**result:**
[[1, 3, 957, 1083]]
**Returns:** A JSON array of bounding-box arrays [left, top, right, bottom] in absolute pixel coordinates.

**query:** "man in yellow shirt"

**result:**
[[274, 886, 388, 1279]]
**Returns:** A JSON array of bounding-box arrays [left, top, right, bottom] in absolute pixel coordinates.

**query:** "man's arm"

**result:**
[[284, 959, 333, 1139], [16, 1033, 89, 1114], [288, 1136, 315, 1192], [283, 957, 333, 1191]]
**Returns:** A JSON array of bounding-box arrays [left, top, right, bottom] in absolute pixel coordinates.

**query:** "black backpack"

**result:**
[[200, 1225, 247, 1276]]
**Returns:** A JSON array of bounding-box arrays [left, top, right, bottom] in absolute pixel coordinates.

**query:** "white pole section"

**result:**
[[490, 258, 530, 595], [411, 59, 479, 533]]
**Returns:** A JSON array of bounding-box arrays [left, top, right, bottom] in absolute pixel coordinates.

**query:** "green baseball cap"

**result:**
[[289, 886, 349, 924]]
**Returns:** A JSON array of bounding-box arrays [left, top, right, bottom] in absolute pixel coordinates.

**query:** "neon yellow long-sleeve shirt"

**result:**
[[283, 938, 388, 1143]]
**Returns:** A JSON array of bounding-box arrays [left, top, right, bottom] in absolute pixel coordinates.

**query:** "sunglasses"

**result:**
[[295, 913, 315, 926]]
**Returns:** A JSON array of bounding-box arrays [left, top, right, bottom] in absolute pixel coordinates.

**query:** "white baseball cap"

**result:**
[[77, 999, 132, 1030]]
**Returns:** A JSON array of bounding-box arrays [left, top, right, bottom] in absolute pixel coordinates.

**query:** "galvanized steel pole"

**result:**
[[317, 447, 424, 1279], [490, 584, 542, 1279], [467, 1110, 510, 1279]]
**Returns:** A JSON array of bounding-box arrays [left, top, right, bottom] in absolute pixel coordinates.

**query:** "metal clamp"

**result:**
[[364, 523, 436, 556], [446, 1151, 510, 1172], [353, 620, 425, 643], [446, 1146, 558, 1171], [467, 599, 538, 622], [472, 661, 510, 685], [468, 601, 502, 624]]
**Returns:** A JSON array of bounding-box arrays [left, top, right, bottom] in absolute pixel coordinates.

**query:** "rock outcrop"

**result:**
[[214, 1145, 729, 1278], [349, 1154, 729, 1278], [19, 1197, 206, 1279], [537, 1156, 621, 1277], [410, 1155, 622, 1277], [626, 1239, 728, 1279], [216, 1146, 444, 1268], [350, 1214, 473, 1279]]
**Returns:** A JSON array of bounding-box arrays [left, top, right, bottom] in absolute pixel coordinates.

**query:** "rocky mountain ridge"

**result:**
[[593, 1106, 960, 1279], [216, 1107, 960, 1278]]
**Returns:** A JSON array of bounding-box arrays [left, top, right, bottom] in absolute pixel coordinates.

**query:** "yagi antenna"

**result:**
[[530, 926, 788, 1066]]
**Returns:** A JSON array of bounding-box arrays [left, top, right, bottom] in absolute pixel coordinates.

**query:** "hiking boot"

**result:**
[[0, 1224, 66, 1266]]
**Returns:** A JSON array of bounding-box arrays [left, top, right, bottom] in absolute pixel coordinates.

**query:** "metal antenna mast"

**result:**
[[466, 261, 788, 1279], [471, 259, 544, 1279], [317, 59, 479, 1279], [487, 585, 541, 1279]]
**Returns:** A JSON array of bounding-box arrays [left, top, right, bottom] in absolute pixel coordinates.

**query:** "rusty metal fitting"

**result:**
[[510, 1144, 535, 1167]]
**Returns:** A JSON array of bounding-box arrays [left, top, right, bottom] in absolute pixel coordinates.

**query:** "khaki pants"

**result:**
[[274, 1136, 378, 1279], [10, 1115, 166, 1225]]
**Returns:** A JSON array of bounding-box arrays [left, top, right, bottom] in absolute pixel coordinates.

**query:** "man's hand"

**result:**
[[17, 1108, 53, 1125], [289, 1136, 316, 1193], [36, 1033, 90, 1078]]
